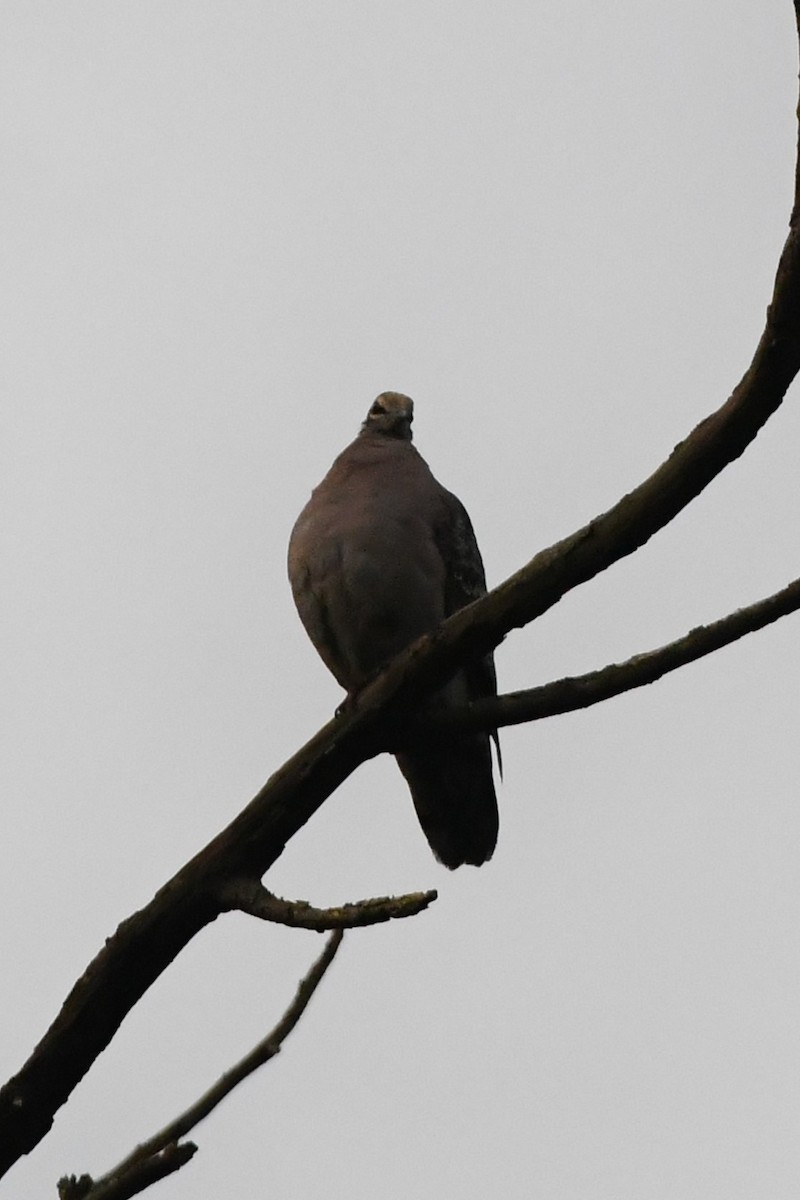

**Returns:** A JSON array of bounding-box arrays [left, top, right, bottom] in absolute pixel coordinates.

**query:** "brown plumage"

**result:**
[[287, 392, 499, 868]]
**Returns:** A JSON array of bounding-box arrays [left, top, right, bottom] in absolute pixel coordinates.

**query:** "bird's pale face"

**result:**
[[361, 392, 414, 440]]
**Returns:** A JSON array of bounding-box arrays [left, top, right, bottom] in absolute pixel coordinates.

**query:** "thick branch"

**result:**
[[218, 878, 438, 929], [3, 19, 800, 1180], [379, 256, 800, 711], [59, 933, 342, 1200]]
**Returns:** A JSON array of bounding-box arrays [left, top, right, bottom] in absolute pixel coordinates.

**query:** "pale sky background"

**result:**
[[3, 4, 800, 1198]]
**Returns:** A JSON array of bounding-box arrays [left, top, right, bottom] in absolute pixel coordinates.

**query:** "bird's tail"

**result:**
[[396, 732, 499, 869]]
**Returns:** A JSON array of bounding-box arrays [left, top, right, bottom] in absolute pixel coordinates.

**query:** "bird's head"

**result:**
[[360, 392, 414, 441]]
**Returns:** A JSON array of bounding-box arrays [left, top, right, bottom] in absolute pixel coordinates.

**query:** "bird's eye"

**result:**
[[371, 401, 386, 415]]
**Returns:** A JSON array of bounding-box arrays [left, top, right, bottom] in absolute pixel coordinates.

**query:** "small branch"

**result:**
[[432, 575, 800, 733], [218, 878, 438, 929], [61, 932, 343, 1200], [58, 1142, 197, 1200]]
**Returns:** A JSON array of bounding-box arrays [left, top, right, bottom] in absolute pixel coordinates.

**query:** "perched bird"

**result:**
[[287, 392, 499, 868]]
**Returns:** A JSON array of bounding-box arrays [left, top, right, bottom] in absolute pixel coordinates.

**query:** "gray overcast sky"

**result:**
[[3, 4, 800, 1197]]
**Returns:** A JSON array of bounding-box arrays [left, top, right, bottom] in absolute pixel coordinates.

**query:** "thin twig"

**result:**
[[58, 1143, 196, 1200], [60, 931, 343, 1200], [219, 878, 438, 929]]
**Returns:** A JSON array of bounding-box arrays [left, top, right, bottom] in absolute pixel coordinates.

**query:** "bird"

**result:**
[[287, 392, 499, 868]]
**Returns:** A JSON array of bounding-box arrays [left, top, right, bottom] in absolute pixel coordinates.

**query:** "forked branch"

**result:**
[[432, 575, 800, 733]]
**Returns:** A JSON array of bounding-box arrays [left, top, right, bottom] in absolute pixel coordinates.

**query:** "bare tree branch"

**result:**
[[58, 932, 343, 1200], [431, 575, 800, 733], [3, 14, 800, 1181], [218, 878, 438, 929], [58, 1143, 197, 1200]]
